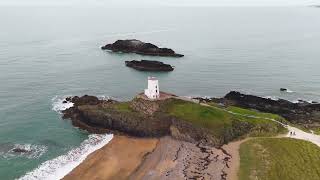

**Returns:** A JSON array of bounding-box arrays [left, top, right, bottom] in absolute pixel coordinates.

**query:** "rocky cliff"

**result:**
[[62, 95, 259, 147]]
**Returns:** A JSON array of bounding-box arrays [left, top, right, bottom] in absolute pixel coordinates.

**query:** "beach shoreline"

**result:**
[[63, 135, 232, 180], [62, 135, 158, 180]]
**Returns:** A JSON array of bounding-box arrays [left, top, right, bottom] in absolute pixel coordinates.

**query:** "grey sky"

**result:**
[[0, 0, 318, 6]]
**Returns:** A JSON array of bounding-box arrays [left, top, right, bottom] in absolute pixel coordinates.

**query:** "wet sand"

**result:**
[[63, 136, 158, 180], [63, 135, 236, 180]]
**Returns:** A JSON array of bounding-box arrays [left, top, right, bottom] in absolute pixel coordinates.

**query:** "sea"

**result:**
[[0, 5, 320, 179]]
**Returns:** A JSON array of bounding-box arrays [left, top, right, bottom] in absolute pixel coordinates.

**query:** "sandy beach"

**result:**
[[63, 135, 233, 180], [63, 136, 158, 180]]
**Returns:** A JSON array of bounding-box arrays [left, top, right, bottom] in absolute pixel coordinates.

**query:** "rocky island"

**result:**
[[101, 39, 184, 57], [125, 60, 174, 71]]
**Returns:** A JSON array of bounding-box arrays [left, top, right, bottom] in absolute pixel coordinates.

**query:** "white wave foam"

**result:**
[[2, 144, 47, 159], [285, 89, 294, 93], [263, 96, 279, 101], [19, 134, 113, 180], [51, 96, 74, 113], [97, 95, 113, 101]]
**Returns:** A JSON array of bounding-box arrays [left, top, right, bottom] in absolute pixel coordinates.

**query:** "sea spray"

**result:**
[[19, 134, 113, 180], [52, 96, 74, 113], [1, 144, 47, 159]]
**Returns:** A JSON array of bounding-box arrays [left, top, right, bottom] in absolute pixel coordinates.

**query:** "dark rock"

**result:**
[[12, 148, 29, 153], [62, 95, 104, 119], [63, 100, 68, 104], [222, 91, 320, 124], [70, 95, 102, 106], [280, 88, 287, 92], [101, 39, 184, 57], [125, 60, 174, 71]]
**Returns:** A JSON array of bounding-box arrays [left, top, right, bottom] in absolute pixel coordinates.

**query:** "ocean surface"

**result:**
[[0, 6, 320, 179]]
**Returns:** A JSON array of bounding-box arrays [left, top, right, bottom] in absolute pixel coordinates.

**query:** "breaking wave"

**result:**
[[285, 89, 294, 93], [19, 134, 113, 180], [264, 96, 280, 101], [51, 96, 74, 113], [0, 143, 47, 159]]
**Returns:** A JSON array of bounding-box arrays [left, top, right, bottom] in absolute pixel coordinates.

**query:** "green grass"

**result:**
[[239, 138, 320, 180], [226, 106, 288, 136], [227, 106, 287, 122], [113, 102, 133, 112], [311, 127, 320, 135], [163, 99, 286, 138], [165, 100, 234, 136]]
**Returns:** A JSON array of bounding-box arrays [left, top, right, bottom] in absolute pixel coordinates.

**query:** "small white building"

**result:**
[[144, 77, 160, 99]]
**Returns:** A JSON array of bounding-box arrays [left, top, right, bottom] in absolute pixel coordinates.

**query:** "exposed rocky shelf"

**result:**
[[195, 91, 320, 127], [130, 136, 231, 180], [125, 60, 174, 71], [101, 39, 184, 57]]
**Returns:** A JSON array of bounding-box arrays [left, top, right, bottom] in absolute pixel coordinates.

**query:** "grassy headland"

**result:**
[[70, 96, 287, 146], [162, 99, 286, 139], [239, 138, 320, 180]]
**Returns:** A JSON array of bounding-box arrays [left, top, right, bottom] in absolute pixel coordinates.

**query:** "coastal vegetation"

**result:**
[[62, 93, 320, 180], [162, 99, 286, 139], [226, 106, 286, 122], [113, 102, 133, 112], [239, 138, 320, 180], [311, 127, 320, 135], [63, 95, 286, 147]]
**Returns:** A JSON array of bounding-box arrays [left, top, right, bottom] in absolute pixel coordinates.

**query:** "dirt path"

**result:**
[[222, 138, 250, 180], [286, 126, 320, 147]]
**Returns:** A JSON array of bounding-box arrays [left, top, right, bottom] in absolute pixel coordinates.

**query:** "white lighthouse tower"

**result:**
[[144, 77, 160, 99]]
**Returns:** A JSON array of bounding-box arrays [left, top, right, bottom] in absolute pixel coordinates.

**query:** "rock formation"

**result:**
[[101, 39, 184, 57], [125, 60, 174, 71], [202, 91, 320, 126], [62, 95, 254, 147]]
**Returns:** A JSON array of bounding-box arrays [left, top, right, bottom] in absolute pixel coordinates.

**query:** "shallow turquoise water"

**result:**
[[0, 6, 320, 179]]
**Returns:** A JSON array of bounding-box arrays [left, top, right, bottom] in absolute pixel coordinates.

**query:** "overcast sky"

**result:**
[[0, 0, 318, 6]]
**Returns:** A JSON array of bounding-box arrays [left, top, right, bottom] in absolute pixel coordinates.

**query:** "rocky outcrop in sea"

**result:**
[[101, 39, 184, 57], [125, 60, 174, 71]]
